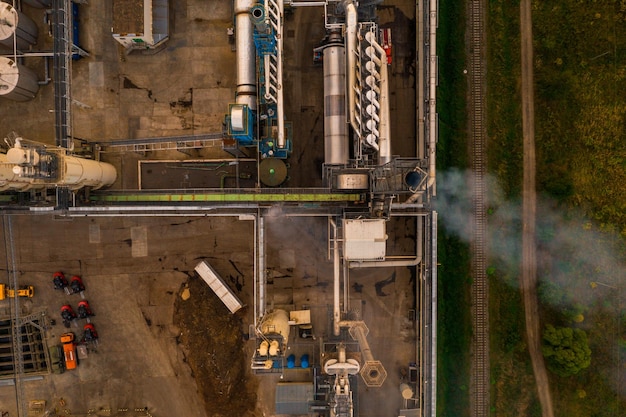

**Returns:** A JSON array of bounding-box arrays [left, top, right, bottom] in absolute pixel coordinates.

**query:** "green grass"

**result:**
[[487, 1, 626, 416], [436, 1, 471, 417], [437, 230, 471, 417]]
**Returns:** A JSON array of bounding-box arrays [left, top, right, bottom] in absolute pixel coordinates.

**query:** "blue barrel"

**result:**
[[300, 354, 309, 369], [287, 354, 296, 369]]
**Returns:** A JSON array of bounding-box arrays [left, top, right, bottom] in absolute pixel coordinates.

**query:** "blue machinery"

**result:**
[[227, 0, 292, 159]]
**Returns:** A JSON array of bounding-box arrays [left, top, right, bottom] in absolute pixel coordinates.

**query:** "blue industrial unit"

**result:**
[[226, 103, 255, 146], [226, 2, 292, 159]]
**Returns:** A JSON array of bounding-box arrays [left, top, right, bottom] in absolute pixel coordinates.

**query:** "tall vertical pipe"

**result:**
[[235, 0, 257, 110], [258, 215, 266, 319], [342, 0, 358, 132], [331, 218, 341, 336], [323, 31, 349, 165], [428, 2, 438, 192]]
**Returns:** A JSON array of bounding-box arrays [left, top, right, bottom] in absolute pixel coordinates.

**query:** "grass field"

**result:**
[[436, 1, 471, 416], [487, 1, 626, 416]]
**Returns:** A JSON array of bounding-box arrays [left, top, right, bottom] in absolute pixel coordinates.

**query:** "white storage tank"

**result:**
[[0, 153, 37, 191], [60, 155, 118, 190], [0, 3, 39, 50], [22, 0, 52, 8], [261, 309, 290, 340], [0, 57, 39, 102]]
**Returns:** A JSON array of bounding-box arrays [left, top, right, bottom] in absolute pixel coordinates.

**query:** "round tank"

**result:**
[[261, 309, 290, 340], [22, 0, 52, 8], [287, 354, 296, 369], [0, 57, 39, 102], [400, 383, 414, 400], [323, 40, 349, 165], [0, 3, 39, 50], [0, 153, 36, 191], [259, 158, 287, 187], [60, 156, 117, 190]]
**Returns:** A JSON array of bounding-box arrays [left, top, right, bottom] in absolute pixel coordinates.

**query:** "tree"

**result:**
[[542, 324, 591, 377]]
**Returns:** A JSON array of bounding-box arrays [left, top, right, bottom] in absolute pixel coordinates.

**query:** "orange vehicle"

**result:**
[[60, 332, 77, 370]]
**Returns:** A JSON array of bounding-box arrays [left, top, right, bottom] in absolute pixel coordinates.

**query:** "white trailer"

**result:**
[[194, 261, 243, 314], [112, 0, 169, 50]]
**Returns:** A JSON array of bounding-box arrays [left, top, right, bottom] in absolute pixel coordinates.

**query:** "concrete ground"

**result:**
[[0, 0, 420, 416]]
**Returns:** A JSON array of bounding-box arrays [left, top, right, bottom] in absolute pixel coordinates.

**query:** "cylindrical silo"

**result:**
[[400, 383, 414, 400], [0, 58, 39, 102], [261, 309, 290, 340], [0, 3, 39, 50], [22, 0, 52, 8], [0, 152, 37, 191], [60, 155, 117, 190], [323, 31, 348, 165]]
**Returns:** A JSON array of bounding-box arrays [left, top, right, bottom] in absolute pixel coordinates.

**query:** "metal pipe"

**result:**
[[235, 0, 257, 110], [365, 31, 391, 165], [351, 324, 373, 362], [331, 218, 341, 336], [428, 1, 438, 193], [285, 1, 327, 6], [258, 215, 266, 319], [274, 0, 285, 149], [37, 55, 50, 85], [342, 0, 358, 132]]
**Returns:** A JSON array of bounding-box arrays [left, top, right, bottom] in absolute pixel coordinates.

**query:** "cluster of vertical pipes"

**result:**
[[359, 30, 390, 164]]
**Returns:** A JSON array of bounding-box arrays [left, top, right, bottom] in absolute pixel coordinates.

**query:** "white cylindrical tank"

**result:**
[[0, 3, 39, 50], [22, 0, 52, 8], [323, 39, 349, 165], [0, 57, 39, 102], [60, 155, 117, 190], [0, 153, 37, 191], [261, 309, 290, 340], [400, 383, 414, 399]]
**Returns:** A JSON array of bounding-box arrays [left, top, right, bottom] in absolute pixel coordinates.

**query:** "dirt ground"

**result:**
[[174, 275, 258, 417], [519, 0, 554, 416]]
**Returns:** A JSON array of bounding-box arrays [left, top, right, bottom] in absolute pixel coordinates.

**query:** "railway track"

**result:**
[[468, 1, 489, 417]]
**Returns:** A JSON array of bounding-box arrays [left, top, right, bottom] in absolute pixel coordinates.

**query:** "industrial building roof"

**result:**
[[275, 382, 314, 415]]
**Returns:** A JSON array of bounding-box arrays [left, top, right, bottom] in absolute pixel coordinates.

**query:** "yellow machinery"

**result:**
[[0, 284, 34, 300]]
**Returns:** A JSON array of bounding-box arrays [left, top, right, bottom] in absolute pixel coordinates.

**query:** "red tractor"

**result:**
[[60, 304, 77, 328], [77, 300, 95, 321], [53, 272, 68, 291], [70, 275, 85, 295], [82, 323, 99, 344]]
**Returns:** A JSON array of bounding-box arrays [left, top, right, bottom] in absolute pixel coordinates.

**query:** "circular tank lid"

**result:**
[[0, 57, 20, 94], [0, 3, 18, 41], [259, 158, 287, 187]]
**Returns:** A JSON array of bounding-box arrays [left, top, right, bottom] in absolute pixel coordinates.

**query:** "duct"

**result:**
[[257, 215, 266, 320], [342, 0, 358, 132], [428, 0, 438, 192], [331, 218, 341, 336], [336, 321, 387, 387], [274, 0, 286, 149], [364, 31, 391, 165], [234, 0, 257, 110]]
